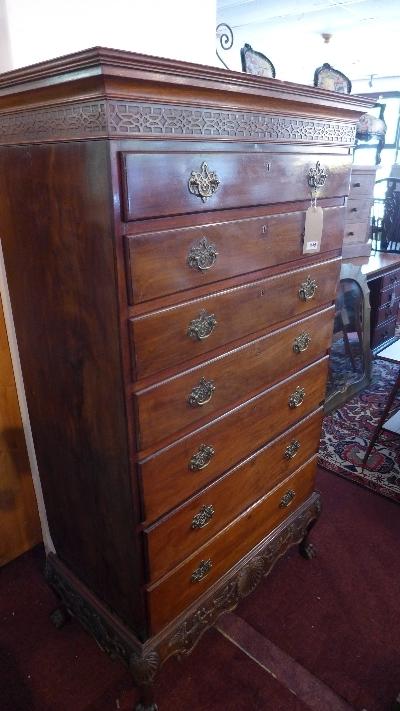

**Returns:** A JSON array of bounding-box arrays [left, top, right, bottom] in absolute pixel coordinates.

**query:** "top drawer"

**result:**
[[121, 150, 351, 222]]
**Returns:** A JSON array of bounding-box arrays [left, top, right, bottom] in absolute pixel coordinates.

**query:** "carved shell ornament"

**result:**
[[188, 162, 220, 202], [237, 557, 265, 598]]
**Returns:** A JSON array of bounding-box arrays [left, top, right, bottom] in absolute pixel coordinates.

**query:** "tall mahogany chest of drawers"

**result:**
[[0, 49, 372, 709]]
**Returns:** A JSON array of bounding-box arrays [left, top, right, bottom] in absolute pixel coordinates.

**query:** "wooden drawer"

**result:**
[[125, 206, 345, 304], [348, 171, 376, 198], [145, 409, 323, 581], [371, 317, 397, 349], [131, 257, 341, 379], [343, 221, 368, 245], [381, 268, 400, 291], [146, 457, 316, 633], [121, 150, 351, 222], [138, 357, 329, 522], [135, 307, 334, 450], [372, 299, 400, 328], [345, 198, 372, 224], [371, 282, 400, 308]]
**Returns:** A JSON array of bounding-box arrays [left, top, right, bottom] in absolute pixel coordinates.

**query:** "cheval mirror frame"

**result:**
[[324, 263, 372, 413]]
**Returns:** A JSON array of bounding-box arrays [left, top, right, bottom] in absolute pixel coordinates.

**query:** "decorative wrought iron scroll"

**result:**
[[216, 23, 234, 70]]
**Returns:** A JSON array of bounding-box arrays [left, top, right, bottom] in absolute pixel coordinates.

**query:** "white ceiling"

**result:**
[[216, 0, 400, 85]]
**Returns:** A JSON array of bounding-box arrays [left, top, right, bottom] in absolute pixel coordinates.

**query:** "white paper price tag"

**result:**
[[303, 205, 323, 254]]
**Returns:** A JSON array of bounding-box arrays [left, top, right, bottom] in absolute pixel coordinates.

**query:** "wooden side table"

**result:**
[[345, 253, 400, 353]]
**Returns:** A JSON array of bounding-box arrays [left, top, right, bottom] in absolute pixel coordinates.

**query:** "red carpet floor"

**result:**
[[1, 467, 399, 711]]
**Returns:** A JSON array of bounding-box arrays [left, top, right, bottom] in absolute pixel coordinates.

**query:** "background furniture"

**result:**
[[0, 48, 370, 709], [313, 63, 351, 94], [362, 339, 400, 469], [342, 165, 376, 259], [371, 177, 400, 252], [240, 43, 276, 77], [353, 103, 387, 166], [325, 263, 372, 413], [362, 253, 400, 353]]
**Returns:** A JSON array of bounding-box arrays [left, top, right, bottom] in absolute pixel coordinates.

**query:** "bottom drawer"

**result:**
[[372, 317, 397, 349], [147, 456, 316, 633], [145, 409, 323, 582]]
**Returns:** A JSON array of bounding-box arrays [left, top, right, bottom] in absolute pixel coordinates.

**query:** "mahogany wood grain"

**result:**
[[145, 409, 323, 581], [126, 206, 345, 304], [0, 299, 42, 566], [131, 257, 341, 380], [147, 457, 317, 633], [138, 357, 329, 522], [0, 141, 147, 637], [361, 253, 400, 280], [0, 47, 373, 674], [135, 306, 334, 450], [121, 150, 352, 222]]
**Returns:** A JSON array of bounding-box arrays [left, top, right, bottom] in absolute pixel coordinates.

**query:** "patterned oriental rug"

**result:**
[[319, 357, 400, 503]]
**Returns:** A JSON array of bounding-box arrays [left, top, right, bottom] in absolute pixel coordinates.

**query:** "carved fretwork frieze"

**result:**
[[0, 103, 108, 143], [0, 100, 356, 145], [107, 103, 356, 144]]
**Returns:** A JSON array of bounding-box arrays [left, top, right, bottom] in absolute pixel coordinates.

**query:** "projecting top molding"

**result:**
[[0, 46, 375, 145]]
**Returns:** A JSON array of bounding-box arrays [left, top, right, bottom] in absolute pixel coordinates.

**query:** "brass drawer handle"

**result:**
[[279, 489, 296, 508], [307, 161, 327, 191], [187, 310, 217, 341], [284, 440, 300, 460], [191, 504, 215, 529], [187, 237, 218, 272], [353, 182, 361, 188], [293, 332, 311, 353], [191, 559, 213, 583], [188, 162, 220, 203], [298, 275, 318, 302], [288, 386, 305, 409], [187, 377, 216, 407], [189, 444, 215, 471], [350, 207, 358, 212]]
